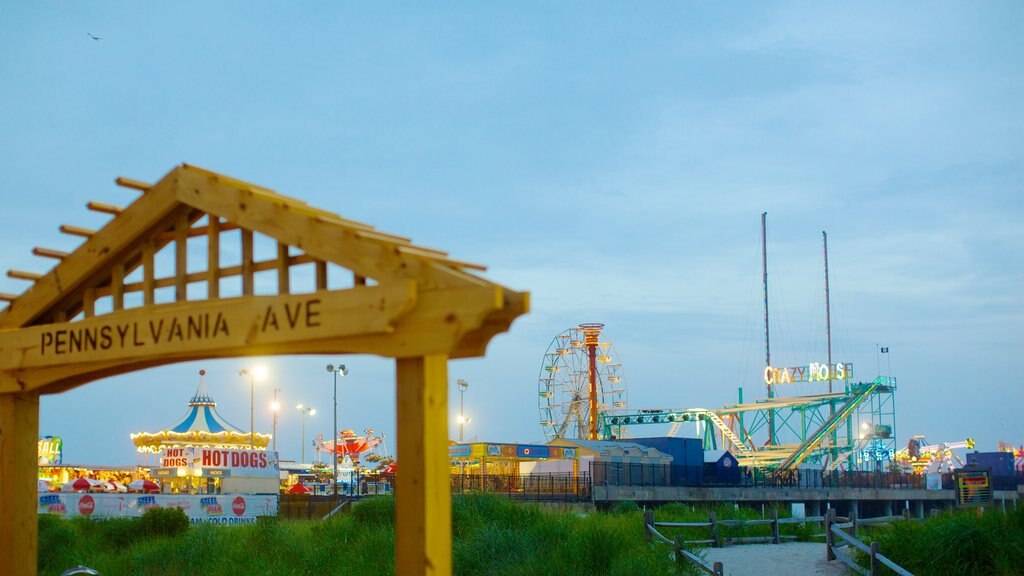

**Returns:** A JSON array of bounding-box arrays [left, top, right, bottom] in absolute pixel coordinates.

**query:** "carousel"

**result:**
[[130, 369, 270, 453], [130, 370, 275, 494]]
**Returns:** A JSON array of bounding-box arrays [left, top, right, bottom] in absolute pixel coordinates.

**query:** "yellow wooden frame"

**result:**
[[0, 164, 528, 576]]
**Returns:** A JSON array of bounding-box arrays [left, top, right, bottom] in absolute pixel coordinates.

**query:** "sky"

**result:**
[[1, 3, 1021, 466]]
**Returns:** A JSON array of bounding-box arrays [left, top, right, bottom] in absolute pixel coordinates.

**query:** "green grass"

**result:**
[[857, 506, 1024, 576], [38, 495, 689, 576]]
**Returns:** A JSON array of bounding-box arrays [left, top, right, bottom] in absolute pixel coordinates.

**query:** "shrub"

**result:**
[[351, 495, 395, 528], [38, 514, 78, 573], [611, 500, 640, 515], [97, 517, 143, 550], [140, 506, 190, 538]]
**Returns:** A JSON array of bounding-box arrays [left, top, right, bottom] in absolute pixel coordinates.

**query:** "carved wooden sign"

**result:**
[[0, 284, 415, 371]]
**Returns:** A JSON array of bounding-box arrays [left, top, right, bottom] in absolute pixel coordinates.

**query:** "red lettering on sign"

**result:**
[[232, 496, 246, 516], [78, 495, 95, 517]]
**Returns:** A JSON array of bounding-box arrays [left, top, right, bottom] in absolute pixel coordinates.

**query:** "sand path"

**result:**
[[697, 542, 852, 575]]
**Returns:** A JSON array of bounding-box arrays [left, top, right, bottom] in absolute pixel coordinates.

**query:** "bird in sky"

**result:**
[[86, 33, 101, 41]]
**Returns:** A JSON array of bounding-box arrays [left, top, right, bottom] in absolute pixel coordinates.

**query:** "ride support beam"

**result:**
[[0, 392, 40, 576], [395, 354, 451, 576]]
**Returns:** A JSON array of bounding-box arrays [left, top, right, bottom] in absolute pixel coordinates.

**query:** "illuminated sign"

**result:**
[[516, 446, 549, 459], [449, 445, 472, 457], [38, 436, 63, 465], [764, 362, 853, 386]]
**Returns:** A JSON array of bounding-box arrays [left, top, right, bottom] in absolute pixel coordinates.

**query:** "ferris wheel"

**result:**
[[537, 323, 628, 441]]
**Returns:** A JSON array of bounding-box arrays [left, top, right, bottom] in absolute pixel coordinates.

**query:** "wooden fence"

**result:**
[[643, 510, 723, 576], [643, 507, 915, 576], [825, 508, 914, 576]]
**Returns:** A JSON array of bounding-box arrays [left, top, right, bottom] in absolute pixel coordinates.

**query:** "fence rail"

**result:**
[[825, 508, 913, 576], [643, 511, 723, 576]]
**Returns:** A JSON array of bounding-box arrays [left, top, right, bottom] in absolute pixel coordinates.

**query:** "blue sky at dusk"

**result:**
[[1, 3, 1021, 465]]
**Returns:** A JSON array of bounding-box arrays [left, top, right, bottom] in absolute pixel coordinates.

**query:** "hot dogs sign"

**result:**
[[157, 447, 279, 478]]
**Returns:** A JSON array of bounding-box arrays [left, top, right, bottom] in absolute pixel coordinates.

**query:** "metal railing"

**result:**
[[449, 472, 591, 502], [589, 460, 969, 490]]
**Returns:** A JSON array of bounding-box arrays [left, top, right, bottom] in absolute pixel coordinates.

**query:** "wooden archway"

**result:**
[[0, 165, 528, 576]]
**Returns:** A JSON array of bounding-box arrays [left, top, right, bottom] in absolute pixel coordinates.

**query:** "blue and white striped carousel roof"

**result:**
[[167, 374, 243, 434]]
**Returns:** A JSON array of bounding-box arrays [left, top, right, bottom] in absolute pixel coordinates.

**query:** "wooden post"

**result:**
[[276, 242, 290, 295], [713, 561, 724, 576], [850, 508, 858, 538], [673, 535, 682, 564], [771, 508, 780, 544], [207, 218, 220, 299], [709, 510, 721, 547], [175, 212, 189, 301], [870, 541, 880, 575], [143, 242, 156, 305], [825, 508, 836, 561], [0, 392, 41, 576], [644, 509, 654, 542], [241, 228, 254, 296], [315, 260, 328, 291], [395, 355, 451, 576], [902, 507, 911, 521]]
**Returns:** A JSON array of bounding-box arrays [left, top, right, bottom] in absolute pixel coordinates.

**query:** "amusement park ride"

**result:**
[[539, 215, 900, 475], [895, 436, 976, 473]]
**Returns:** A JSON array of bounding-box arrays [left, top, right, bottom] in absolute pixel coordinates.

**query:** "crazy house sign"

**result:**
[[764, 362, 854, 386]]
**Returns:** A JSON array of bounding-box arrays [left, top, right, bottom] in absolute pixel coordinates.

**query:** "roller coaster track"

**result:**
[[700, 410, 764, 469], [823, 436, 873, 472], [601, 408, 765, 470], [773, 377, 890, 473]]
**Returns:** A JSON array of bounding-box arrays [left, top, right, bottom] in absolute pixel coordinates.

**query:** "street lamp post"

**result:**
[[326, 364, 348, 498], [271, 388, 281, 452], [297, 404, 315, 463], [239, 366, 267, 448], [457, 378, 470, 442]]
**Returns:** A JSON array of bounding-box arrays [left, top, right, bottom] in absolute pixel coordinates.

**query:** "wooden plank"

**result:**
[[0, 283, 418, 375], [32, 247, 68, 260], [0, 170, 181, 329], [832, 548, 870, 576], [0, 293, 18, 302], [241, 228, 254, 296], [157, 220, 239, 243], [174, 167, 481, 291], [82, 288, 96, 318], [175, 213, 188, 301], [0, 392, 41, 576], [7, 270, 42, 281], [87, 201, 123, 215], [315, 261, 327, 291], [115, 176, 153, 191], [111, 263, 125, 311], [277, 242, 290, 295], [207, 218, 220, 299], [395, 354, 451, 576], [59, 225, 96, 238], [142, 243, 155, 306]]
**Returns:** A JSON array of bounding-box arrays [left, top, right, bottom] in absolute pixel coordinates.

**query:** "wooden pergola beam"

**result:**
[[115, 177, 153, 192], [87, 201, 124, 215], [59, 225, 96, 238], [32, 247, 68, 260], [6, 270, 42, 282]]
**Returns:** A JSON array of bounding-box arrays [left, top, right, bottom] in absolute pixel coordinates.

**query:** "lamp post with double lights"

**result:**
[[239, 366, 268, 448], [326, 364, 348, 497], [457, 378, 471, 442], [297, 404, 316, 463]]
